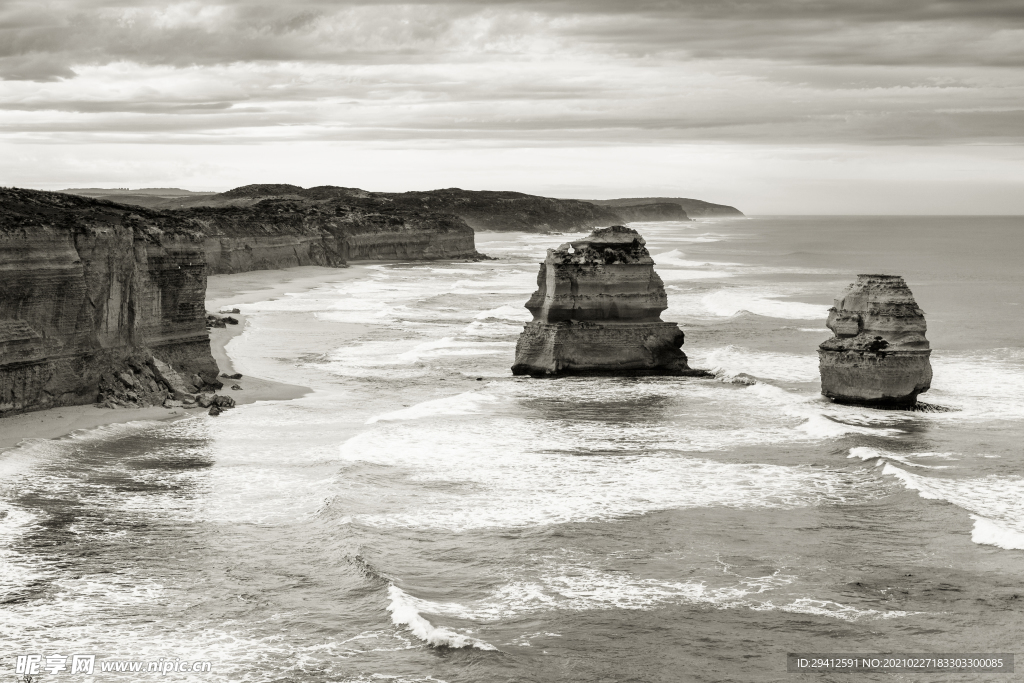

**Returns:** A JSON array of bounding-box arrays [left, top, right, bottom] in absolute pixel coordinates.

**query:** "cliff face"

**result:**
[[512, 226, 705, 377], [818, 274, 932, 407], [183, 197, 481, 274], [0, 188, 220, 417], [589, 197, 743, 217], [603, 202, 689, 223], [382, 189, 624, 232]]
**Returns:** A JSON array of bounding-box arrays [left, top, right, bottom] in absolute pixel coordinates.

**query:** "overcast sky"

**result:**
[[1, 0, 1022, 213]]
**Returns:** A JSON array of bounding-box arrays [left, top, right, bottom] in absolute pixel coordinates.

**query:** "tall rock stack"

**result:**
[[511, 226, 704, 377], [818, 274, 932, 407]]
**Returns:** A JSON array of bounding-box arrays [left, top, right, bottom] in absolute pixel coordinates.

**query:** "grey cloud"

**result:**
[[0, 53, 77, 81], [0, 0, 1022, 147], [3, 0, 1024, 79]]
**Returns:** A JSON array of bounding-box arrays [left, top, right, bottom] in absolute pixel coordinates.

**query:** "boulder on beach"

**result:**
[[511, 226, 707, 377], [818, 274, 932, 407]]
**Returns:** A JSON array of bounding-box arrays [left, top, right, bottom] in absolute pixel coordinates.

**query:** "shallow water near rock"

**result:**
[[2, 216, 1023, 682]]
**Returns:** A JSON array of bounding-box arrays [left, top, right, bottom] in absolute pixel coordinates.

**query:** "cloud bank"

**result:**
[[1, 0, 1022, 211]]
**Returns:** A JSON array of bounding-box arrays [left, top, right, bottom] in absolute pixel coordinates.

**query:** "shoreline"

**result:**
[[0, 265, 368, 452]]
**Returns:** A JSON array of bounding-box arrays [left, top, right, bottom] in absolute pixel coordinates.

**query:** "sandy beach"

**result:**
[[0, 265, 369, 451]]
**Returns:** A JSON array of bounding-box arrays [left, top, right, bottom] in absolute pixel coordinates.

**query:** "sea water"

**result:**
[[1, 216, 1023, 682]]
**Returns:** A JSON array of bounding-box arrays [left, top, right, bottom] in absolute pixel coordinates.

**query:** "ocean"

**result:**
[[2, 216, 1023, 682]]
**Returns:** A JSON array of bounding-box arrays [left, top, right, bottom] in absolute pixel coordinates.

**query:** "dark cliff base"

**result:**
[[512, 365, 713, 379]]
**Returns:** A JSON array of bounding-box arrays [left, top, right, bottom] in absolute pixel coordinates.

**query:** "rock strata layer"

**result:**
[[190, 193, 481, 274], [818, 274, 932, 407], [61, 185, 486, 274], [511, 226, 705, 377], [0, 188, 220, 416]]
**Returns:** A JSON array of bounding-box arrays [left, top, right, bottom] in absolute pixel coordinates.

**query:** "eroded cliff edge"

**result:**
[[0, 188, 220, 416], [159, 186, 483, 273], [187, 199, 480, 274]]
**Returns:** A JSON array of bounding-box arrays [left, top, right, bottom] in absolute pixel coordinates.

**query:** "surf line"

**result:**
[[387, 585, 498, 651]]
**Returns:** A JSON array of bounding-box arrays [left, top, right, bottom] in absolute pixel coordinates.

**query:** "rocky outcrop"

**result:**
[[0, 188, 220, 417], [588, 197, 743, 217], [818, 274, 932, 407], [511, 226, 706, 377]]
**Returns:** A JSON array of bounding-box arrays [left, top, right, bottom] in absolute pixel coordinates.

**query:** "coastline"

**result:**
[[0, 265, 366, 452]]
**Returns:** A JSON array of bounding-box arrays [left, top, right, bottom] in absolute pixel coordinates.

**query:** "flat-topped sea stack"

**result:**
[[511, 226, 704, 377], [818, 274, 932, 407]]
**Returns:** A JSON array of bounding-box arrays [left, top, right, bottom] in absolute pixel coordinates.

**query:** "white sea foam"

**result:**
[[695, 345, 819, 383], [793, 415, 893, 439], [926, 349, 1024, 420], [387, 561, 907, 624], [338, 380, 901, 530], [773, 598, 914, 621], [474, 304, 531, 321], [970, 515, 1024, 550], [847, 447, 953, 469], [701, 289, 829, 320], [658, 269, 734, 282], [0, 506, 48, 604], [387, 586, 496, 650], [337, 408, 886, 531], [320, 336, 514, 377], [652, 249, 741, 269], [742, 383, 902, 439], [884, 463, 1024, 550], [462, 320, 524, 337], [395, 338, 513, 363], [452, 278, 534, 293], [367, 391, 501, 424]]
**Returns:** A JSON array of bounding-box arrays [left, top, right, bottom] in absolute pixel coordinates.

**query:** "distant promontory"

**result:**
[[62, 186, 743, 231], [586, 197, 744, 218]]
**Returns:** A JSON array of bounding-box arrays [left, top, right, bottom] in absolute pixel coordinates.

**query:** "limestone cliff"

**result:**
[[58, 186, 483, 274], [602, 202, 690, 223], [0, 188, 220, 417], [187, 197, 481, 274], [588, 197, 743, 218], [818, 274, 932, 407], [511, 226, 706, 377]]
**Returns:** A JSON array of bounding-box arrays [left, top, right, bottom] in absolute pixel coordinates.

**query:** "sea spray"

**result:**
[[386, 586, 497, 650]]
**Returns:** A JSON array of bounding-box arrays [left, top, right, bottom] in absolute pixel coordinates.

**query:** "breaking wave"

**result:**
[[884, 463, 1024, 550], [387, 586, 497, 650]]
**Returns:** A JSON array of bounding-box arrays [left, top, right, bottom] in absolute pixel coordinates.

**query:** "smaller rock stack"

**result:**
[[511, 226, 705, 377], [818, 274, 932, 407]]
